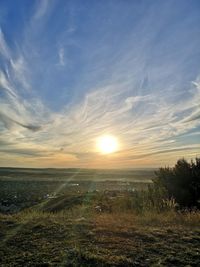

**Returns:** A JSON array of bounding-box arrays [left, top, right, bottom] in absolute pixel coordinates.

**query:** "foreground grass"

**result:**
[[0, 209, 200, 266]]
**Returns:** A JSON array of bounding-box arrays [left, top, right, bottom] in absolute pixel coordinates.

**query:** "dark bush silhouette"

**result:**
[[154, 158, 200, 208]]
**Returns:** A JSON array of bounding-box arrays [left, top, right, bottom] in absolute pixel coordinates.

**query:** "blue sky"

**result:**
[[0, 0, 200, 168]]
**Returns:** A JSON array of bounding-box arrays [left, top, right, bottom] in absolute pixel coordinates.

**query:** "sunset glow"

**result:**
[[0, 0, 199, 168], [97, 135, 119, 154]]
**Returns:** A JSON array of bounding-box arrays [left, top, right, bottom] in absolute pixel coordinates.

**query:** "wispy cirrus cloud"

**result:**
[[58, 47, 65, 66], [0, 27, 10, 59], [0, 26, 46, 135], [32, 0, 49, 20], [0, 0, 200, 168]]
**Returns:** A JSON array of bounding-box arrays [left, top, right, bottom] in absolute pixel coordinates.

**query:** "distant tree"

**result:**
[[154, 158, 200, 208]]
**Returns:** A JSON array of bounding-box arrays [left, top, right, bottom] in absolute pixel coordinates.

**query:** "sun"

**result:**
[[97, 135, 119, 154]]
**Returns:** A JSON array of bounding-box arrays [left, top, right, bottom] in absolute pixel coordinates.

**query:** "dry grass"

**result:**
[[93, 210, 200, 230], [0, 209, 200, 266]]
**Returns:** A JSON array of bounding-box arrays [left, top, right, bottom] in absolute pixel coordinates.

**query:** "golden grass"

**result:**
[[93, 210, 200, 230], [1, 209, 200, 266]]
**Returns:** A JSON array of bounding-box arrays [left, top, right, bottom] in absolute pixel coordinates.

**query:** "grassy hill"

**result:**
[[0, 166, 199, 266], [0, 196, 200, 266]]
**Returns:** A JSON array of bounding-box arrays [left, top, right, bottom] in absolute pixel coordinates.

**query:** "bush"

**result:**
[[131, 184, 173, 213], [154, 158, 200, 208]]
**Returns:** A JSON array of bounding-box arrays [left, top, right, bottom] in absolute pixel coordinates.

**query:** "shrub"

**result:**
[[154, 158, 200, 208]]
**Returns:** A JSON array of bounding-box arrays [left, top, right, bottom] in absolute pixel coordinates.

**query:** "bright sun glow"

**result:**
[[97, 135, 119, 154]]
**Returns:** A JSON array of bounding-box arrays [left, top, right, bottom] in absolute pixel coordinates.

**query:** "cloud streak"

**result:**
[[58, 47, 65, 66], [0, 0, 200, 168]]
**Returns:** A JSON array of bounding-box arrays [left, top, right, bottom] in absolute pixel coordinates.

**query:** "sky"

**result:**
[[0, 0, 200, 169]]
